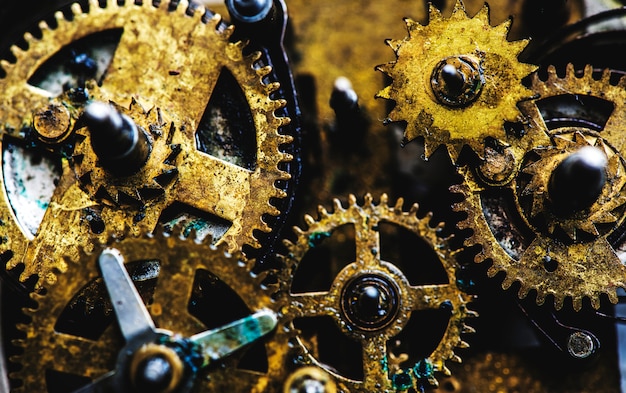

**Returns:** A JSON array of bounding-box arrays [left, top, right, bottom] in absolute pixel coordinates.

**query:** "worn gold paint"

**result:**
[[14, 231, 285, 392], [0, 0, 291, 288], [279, 194, 476, 391]]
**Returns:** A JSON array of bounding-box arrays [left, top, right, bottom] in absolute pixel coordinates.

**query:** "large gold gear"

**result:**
[[11, 230, 288, 392], [278, 194, 476, 392], [454, 64, 626, 311], [0, 0, 292, 289], [376, 0, 537, 163]]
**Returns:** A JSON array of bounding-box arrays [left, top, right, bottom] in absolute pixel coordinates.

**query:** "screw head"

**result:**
[[567, 331, 596, 359], [226, 0, 273, 23]]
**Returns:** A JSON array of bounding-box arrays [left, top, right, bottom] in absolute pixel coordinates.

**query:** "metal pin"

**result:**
[[82, 102, 151, 176], [548, 146, 607, 215], [226, 0, 273, 23]]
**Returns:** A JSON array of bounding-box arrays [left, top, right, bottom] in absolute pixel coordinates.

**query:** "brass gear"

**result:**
[[454, 64, 626, 311], [0, 0, 293, 289], [72, 98, 181, 207], [278, 194, 476, 391], [376, 0, 537, 163], [11, 230, 288, 392]]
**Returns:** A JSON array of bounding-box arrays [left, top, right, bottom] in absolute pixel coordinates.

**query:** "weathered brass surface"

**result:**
[[376, 1, 537, 162], [0, 0, 292, 288], [278, 194, 476, 391], [12, 230, 284, 392], [455, 64, 626, 311]]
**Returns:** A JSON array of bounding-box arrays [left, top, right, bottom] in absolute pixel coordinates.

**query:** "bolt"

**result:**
[[226, 0, 273, 23], [328, 76, 369, 152], [33, 102, 72, 143], [548, 146, 607, 215], [431, 56, 484, 107], [567, 331, 596, 359], [82, 101, 151, 176]]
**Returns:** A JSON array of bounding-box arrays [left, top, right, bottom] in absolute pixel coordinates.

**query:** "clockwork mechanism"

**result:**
[[0, 0, 297, 290]]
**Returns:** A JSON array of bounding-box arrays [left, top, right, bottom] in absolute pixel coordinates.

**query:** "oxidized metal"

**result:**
[[278, 194, 476, 391], [454, 64, 626, 310], [0, 0, 292, 288], [12, 230, 285, 392], [376, 1, 537, 163]]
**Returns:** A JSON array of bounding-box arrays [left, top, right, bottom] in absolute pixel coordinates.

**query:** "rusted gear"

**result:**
[[12, 230, 289, 392], [454, 64, 626, 311], [0, 0, 293, 289], [376, 0, 537, 163], [278, 194, 476, 391]]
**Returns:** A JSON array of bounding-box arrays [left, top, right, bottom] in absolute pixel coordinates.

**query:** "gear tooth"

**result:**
[[70, 2, 83, 16], [256, 65, 272, 78], [363, 193, 373, 206], [304, 214, 316, 227], [547, 64, 558, 81], [376, 62, 393, 76], [222, 23, 236, 39], [332, 198, 344, 212], [317, 205, 329, 217], [379, 193, 389, 207], [282, 238, 294, 249], [458, 340, 470, 349], [265, 81, 281, 94], [409, 203, 419, 216], [486, 264, 500, 277], [450, 354, 462, 363], [608, 289, 619, 304], [348, 194, 357, 206], [293, 225, 305, 236], [590, 295, 601, 310], [427, 4, 442, 22], [582, 63, 594, 78], [403, 17, 419, 33], [1, 59, 13, 73], [450, 0, 468, 20], [557, 295, 569, 311], [376, 85, 393, 100], [518, 284, 531, 299], [475, 3, 491, 24], [38, 19, 51, 32]]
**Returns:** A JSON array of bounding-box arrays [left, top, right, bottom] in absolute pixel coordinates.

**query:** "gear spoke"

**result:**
[[354, 218, 382, 269], [103, 4, 221, 126], [409, 284, 459, 311], [174, 153, 251, 223], [149, 264, 205, 336], [47, 332, 118, 378], [362, 335, 390, 391], [290, 292, 335, 318]]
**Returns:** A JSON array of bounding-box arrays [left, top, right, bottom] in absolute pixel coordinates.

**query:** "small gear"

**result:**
[[278, 194, 476, 391], [0, 0, 293, 289], [11, 230, 287, 392], [72, 99, 181, 207], [454, 64, 626, 311], [376, 0, 537, 163]]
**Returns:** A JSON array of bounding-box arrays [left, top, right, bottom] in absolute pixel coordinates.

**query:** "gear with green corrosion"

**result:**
[[277, 194, 476, 392]]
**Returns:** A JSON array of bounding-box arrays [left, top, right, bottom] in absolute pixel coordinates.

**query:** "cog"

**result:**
[[72, 98, 181, 207], [454, 64, 626, 311], [376, 0, 537, 163], [0, 0, 293, 289], [278, 194, 476, 391], [11, 230, 288, 392]]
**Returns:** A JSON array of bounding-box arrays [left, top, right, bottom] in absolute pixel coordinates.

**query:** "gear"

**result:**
[[72, 98, 181, 207], [11, 230, 288, 392], [376, 0, 537, 163], [454, 64, 626, 311], [278, 194, 476, 391], [0, 0, 293, 289]]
